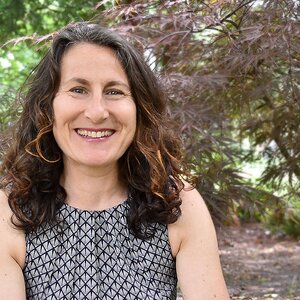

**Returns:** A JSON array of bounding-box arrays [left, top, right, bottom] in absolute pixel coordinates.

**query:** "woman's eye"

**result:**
[[106, 90, 124, 96], [70, 87, 86, 94]]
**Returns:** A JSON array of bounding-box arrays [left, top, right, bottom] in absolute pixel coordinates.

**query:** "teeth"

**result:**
[[77, 129, 113, 138]]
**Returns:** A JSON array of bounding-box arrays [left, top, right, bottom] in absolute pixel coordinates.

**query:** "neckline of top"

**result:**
[[61, 197, 129, 214]]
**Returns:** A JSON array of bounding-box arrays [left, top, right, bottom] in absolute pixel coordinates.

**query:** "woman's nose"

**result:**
[[84, 94, 109, 123]]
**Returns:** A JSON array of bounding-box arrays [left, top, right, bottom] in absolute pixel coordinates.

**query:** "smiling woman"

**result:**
[[0, 22, 229, 299]]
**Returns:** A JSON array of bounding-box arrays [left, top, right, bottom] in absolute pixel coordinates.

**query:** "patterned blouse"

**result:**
[[23, 199, 177, 299]]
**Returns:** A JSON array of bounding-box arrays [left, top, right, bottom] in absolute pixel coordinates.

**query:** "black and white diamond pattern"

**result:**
[[23, 200, 177, 299]]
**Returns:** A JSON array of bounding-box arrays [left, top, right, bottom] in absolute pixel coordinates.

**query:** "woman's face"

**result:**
[[52, 43, 136, 171]]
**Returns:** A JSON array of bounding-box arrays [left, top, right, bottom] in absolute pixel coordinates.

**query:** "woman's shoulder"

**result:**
[[180, 182, 217, 240], [0, 188, 22, 237], [0, 189, 26, 268], [180, 181, 206, 207], [0, 190, 27, 298], [0, 189, 12, 225], [178, 181, 213, 227], [168, 181, 216, 256]]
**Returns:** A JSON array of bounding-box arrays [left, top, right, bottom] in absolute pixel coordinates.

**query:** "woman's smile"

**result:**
[[75, 128, 115, 140]]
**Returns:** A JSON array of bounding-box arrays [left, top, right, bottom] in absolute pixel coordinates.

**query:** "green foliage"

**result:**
[[0, 0, 99, 43], [266, 205, 300, 238], [0, 44, 41, 89], [235, 206, 262, 223], [282, 213, 300, 238], [0, 43, 42, 137]]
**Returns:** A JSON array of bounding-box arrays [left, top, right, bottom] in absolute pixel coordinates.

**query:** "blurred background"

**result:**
[[1, 1, 299, 298]]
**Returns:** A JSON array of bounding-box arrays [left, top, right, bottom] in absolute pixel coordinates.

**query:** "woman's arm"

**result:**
[[169, 186, 230, 300], [0, 190, 26, 299]]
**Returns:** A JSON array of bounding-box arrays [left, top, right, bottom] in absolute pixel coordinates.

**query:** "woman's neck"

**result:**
[[60, 162, 127, 211]]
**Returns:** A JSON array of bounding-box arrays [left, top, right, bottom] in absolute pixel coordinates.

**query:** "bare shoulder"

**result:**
[[0, 189, 25, 267], [0, 189, 13, 229], [0, 189, 17, 234], [0, 190, 26, 298], [168, 182, 230, 299], [180, 182, 210, 218], [175, 182, 215, 235], [168, 182, 215, 256]]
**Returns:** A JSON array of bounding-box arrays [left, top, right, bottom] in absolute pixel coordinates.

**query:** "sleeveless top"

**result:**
[[23, 199, 177, 299]]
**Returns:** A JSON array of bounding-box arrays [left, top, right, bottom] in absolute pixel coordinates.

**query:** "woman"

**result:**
[[0, 22, 229, 299]]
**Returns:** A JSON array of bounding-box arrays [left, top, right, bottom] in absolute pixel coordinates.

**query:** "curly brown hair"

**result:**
[[1, 22, 188, 238]]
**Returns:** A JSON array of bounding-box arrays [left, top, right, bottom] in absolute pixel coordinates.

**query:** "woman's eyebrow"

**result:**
[[63, 78, 129, 89], [105, 80, 130, 89], [63, 77, 90, 85]]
